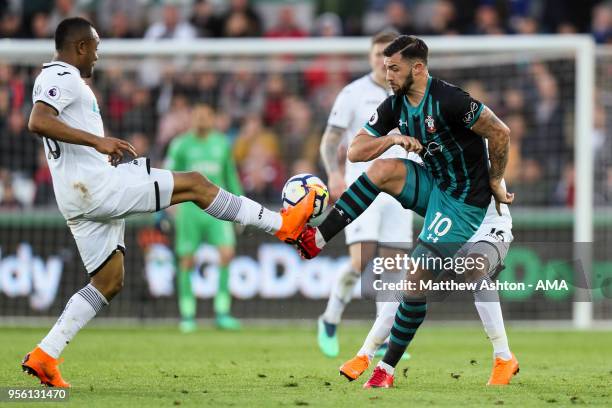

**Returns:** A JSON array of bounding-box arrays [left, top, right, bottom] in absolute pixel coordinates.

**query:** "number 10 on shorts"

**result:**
[[426, 211, 452, 242]]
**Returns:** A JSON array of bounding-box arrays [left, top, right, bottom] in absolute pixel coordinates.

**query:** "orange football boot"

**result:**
[[275, 190, 315, 242], [487, 353, 519, 385], [339, 355, 370, 381], [22, 346, 71, 388]]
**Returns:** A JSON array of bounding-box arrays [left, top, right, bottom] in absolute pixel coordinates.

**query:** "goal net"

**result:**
[[0, 36, 608, 326]]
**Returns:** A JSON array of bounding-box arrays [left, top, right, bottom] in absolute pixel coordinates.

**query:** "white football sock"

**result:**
[[377, 360, 395, 375], [473, 283, 512, 360], [39, 284, 108, 358], [323, 263, 360, 324], [358, 301, 398, 360], [205, 189, 282, 234]]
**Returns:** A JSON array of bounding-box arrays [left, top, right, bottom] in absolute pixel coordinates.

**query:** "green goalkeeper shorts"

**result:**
[[174, 201, 236, 256], [394, 159, 487, 258]]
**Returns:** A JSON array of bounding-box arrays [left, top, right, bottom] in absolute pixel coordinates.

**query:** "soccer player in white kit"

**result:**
[[317, 31, 420, 358], [21, 17, 315, 388]]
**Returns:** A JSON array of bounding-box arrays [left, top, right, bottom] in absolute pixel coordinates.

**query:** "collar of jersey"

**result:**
[[43, 61, 80, 75], [404, 75, 432, 116]]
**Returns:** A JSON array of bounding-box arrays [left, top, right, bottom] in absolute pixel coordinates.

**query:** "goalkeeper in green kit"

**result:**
[[165, 104, 242, 332]]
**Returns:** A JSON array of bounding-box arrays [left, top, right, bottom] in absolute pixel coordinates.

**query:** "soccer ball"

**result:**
[[282, 173, 329, 220]]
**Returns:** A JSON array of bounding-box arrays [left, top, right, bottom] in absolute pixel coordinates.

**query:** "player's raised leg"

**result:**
[[169, 171, 314, 242], [296, 159, 409, 259], [23, 248, 125, 387]]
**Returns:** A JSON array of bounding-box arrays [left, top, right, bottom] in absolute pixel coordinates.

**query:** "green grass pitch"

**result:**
[[1, 324, 610, 407]]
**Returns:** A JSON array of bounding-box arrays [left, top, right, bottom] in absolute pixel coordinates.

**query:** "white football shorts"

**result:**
[[344, 192, 414, 249], [67, 158, 174, 275], [455, 218, 513, 276]]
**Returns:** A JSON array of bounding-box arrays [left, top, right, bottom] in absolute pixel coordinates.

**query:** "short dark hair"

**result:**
[[371, 30, 399, 46], [383, 35, 428, 65], [55, 17, 93, 51]]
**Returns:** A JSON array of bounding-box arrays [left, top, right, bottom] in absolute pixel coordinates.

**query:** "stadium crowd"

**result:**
[[1, 0, 611, 41], [0, 0, 611, 208]]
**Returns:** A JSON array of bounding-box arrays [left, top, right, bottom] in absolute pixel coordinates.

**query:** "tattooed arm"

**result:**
[[320, 125, 344, 174], [472, 106, 510, 182], [471, 106, 514, 214], [320, 125, 347, 201]]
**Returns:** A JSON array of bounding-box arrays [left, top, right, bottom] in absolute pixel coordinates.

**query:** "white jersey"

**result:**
[[327, 74, 419, 184], [32, 61, 114, 220]]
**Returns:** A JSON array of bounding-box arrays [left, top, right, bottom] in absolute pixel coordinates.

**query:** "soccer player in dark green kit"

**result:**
[[293, 35, 516, 387], [166, 104, 243, 332]]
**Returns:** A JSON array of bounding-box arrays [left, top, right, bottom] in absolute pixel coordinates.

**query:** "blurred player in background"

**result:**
[[317, 30, 419, 358], [165, 104, 242, 332], [21, 17, 313, 387]]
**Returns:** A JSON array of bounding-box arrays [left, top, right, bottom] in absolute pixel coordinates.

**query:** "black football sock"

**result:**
[[318, 173, 380, 243], [382, 299, 427, 368]]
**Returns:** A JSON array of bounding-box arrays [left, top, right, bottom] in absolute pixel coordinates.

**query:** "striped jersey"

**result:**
[[364, 76, 492, 208], [327, 73, 419, 185]]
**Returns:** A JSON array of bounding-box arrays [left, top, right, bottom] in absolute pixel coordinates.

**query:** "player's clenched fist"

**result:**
[[392, 135, 422, 154], [93, 137, 137, 166]]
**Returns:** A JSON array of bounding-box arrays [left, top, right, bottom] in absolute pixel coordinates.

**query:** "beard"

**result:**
[[395, 71, 414, 96]]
